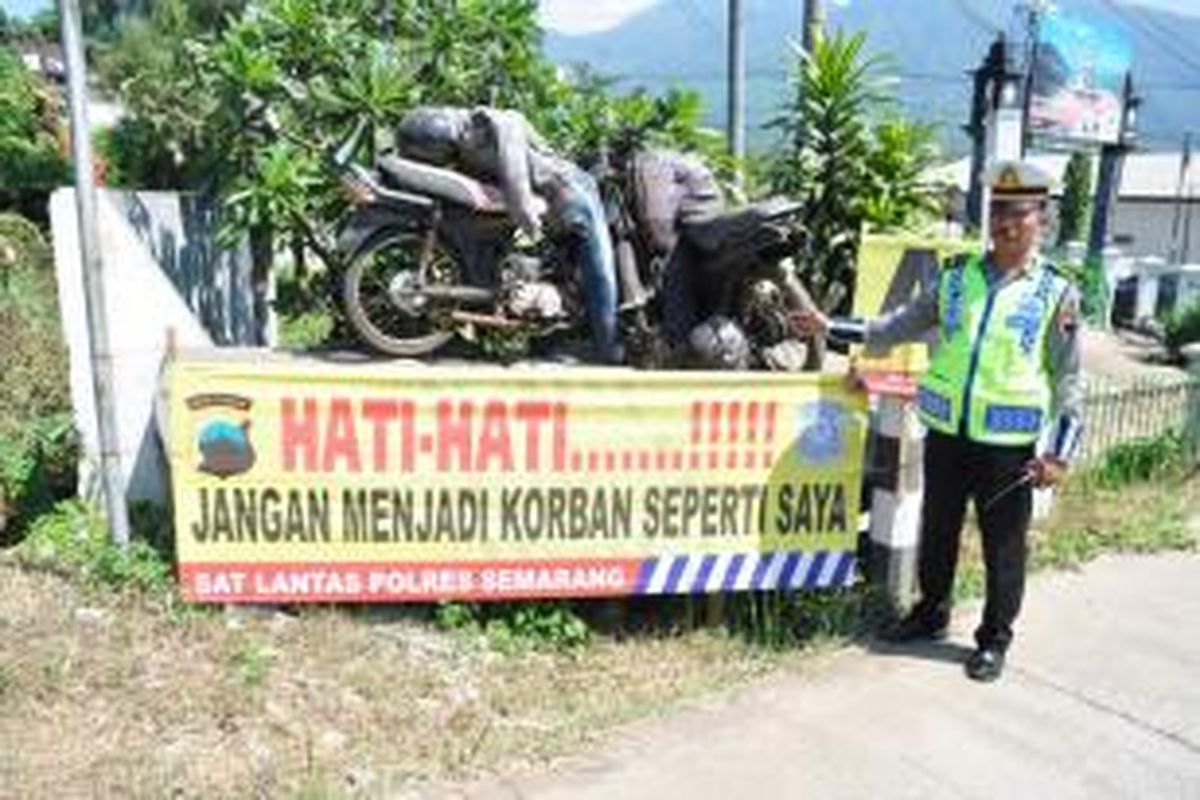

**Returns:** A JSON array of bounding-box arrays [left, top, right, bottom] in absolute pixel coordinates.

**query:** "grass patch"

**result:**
[[436, 601, 592, 655], [0, 563, 776, 797], [231, 640, 277, 688], [1090, 429, 1190, 488]]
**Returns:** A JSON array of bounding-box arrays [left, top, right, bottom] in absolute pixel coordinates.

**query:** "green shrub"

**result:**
[[1091, 429, 1187, 488], [0, 213, 76, 539], [1165, 298, 1200, 361], [0, 414, 79, 540], [94, 118, 183, 190], [436, 600, 592, 654], [0, 47, 68, 219], [12, 499, 174, 595]]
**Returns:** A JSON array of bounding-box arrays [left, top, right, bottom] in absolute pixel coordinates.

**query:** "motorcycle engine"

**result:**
[[504, 281, 566, 320], [742, 278, 791, 345]]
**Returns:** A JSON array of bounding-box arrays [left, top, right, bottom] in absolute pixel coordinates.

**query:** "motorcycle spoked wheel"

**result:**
[[342, 228, 465, 357]]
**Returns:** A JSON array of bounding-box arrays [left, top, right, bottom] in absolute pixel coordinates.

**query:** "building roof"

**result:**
[[928, 151, 1200, 201]]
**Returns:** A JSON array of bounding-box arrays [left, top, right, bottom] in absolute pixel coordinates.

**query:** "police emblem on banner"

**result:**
[[793, 400, 847, 464], [187, 393, 256, 478]]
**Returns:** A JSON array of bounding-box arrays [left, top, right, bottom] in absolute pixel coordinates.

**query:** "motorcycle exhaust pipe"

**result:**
[[397, 285, 495, 305], [449, 310, 526, 330]]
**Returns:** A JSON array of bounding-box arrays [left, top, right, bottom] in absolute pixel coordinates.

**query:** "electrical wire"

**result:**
[[678, 0, 723, 41], [952, 0, 1003, 34], [1127, 3, 1200, 73], [1097, 0, 1200, 78]]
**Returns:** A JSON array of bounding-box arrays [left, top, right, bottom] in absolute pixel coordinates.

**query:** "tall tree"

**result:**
[[1058, 151, 1093, 247], [0, 48, 68, 220]]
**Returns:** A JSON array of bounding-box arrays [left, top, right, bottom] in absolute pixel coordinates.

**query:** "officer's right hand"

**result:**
[[789, 308, 830, 339], [1026, 455, 1068, 488]]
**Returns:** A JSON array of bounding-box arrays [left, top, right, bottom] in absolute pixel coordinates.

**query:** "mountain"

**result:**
[[543, 0, 1200, 156]]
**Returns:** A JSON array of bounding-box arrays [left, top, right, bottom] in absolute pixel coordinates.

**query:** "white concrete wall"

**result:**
[[1109, 199, 1200, 261], [50, 188, 257, 505]]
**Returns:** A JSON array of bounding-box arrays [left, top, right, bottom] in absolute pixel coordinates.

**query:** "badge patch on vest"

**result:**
[[918, 387, 952, 423], [1004, 269, 1056, 356], [984, 405, 1043, 434], [943, 266, 966, 335]]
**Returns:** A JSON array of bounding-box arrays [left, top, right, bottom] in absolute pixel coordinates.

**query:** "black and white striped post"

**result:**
[[859, 376, 924, 614]]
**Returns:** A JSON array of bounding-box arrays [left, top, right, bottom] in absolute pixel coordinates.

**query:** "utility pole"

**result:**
[[1170, 132, 1192, 264], [57, 0, 131, 548], [1087, 73, 1139, 263], [1019, 0, 1050, 156], [727, 0, 745, 183], [802, 0, 824, 54], [1184, 172, 1195, 265]]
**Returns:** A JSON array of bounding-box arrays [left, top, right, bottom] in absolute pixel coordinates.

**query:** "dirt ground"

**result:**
[[1079, 327, 1190, 388], [0, 572, 781, 800]]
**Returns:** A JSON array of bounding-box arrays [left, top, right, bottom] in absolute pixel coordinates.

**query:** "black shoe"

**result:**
[[880, 610, 949, 643], [965, 646, 1006, 682]]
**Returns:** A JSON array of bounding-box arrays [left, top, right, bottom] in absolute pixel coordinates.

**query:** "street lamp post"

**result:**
[[981, 69, 1027, 236]]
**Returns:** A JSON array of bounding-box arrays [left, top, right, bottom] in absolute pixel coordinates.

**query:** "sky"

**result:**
[[538, 0, 1200, 34], [3, 0, 1198, 28]]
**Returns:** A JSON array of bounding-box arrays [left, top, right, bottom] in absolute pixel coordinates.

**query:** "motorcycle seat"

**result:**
[[377, 154, 509, 215], [682, 197, 803, 255]]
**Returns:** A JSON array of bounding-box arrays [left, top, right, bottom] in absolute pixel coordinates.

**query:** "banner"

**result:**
[[167, 355, 868, 603], [1029, 12, 1131, 145], [851, 234, 968, 395]]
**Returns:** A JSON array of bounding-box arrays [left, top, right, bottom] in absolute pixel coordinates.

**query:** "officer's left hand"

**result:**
[[1026, 455, 1068, 488]]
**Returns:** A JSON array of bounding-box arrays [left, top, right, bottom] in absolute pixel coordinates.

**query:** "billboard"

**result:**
[[1029, 12, 1132, 145], [167, 356, 868, 603], [851, 235, 969, 396]]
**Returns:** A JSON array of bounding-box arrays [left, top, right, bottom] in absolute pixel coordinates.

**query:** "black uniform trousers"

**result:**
[[914, 429, 1035, 653]]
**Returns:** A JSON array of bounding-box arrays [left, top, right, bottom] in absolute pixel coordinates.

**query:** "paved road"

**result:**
[[458, 553, 1200, 800]]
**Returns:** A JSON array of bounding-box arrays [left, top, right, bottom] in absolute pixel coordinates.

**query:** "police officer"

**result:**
[[794, 160, 1084, 682]]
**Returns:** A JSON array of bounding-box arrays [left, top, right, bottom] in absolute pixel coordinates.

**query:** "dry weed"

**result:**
[[0, 567, 773, 799]]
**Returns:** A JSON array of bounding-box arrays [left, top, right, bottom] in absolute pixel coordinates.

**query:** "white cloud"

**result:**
[[538, 0, 662, 35]]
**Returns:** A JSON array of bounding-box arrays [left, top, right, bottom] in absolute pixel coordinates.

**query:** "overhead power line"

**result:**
[[1097, 0, 1200, 78], [952, 0, 1003, 34], [679, 0, 722, 40]]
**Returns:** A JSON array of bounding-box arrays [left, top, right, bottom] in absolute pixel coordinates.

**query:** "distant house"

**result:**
[[928, 151, 1200, 263], [18, 42, 65, 82]]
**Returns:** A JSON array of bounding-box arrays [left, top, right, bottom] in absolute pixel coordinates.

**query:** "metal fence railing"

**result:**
[[1076, 375, 1200, 464]]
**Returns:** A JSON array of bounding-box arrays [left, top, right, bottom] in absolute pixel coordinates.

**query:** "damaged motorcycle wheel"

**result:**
[[342, 228, 476, 357]]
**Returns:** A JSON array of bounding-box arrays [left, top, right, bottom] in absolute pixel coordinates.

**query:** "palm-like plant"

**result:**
[[770, 31, 889, 318]]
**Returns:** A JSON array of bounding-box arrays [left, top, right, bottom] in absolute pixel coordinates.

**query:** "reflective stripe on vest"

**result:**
[[917, 253, 1068, 445]]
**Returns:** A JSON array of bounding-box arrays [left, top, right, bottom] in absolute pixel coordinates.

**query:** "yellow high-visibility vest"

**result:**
[[917, 253, 1069, 446]]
